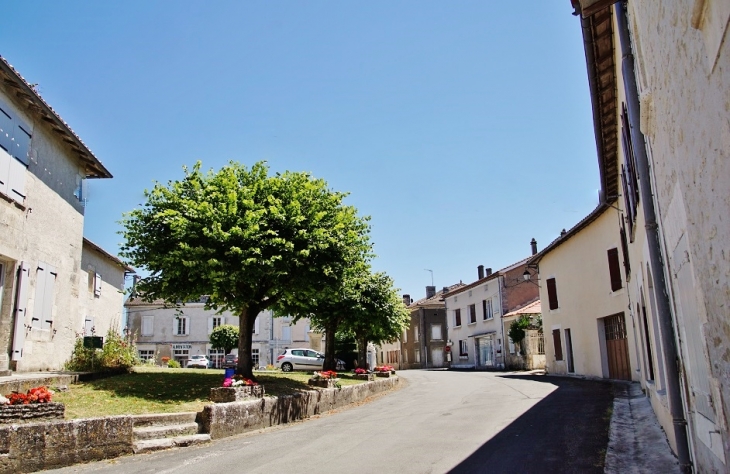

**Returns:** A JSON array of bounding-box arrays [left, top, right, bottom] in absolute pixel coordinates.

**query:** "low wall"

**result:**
[[0, 416, 133, 473], [0, 374, 80, 397], [200, 376, 400, 439]]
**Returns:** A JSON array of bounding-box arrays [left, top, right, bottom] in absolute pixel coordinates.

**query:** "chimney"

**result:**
[[442, 286, 449, 294], [426, 286, 436, 298], [486, 268, 493, 276], [561, 229, 567, 236], [531, 238, 538, 255], [477, 265, 484, 279], [402, 294, 411, 306]]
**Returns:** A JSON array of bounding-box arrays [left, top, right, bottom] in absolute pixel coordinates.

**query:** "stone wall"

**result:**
[[0, 416, 133, 473], [0, 402, 64, 424], [200, 376, 400, 439]]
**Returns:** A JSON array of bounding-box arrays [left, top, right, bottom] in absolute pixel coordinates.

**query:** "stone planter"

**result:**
[[353, 373, 374, 381], [308, 378, 340, 388], [0, 402, 65, 424], [375, 371, 391, 378], [210, 385, 265, 403]]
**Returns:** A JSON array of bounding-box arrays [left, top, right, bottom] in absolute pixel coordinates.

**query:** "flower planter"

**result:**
[[353, 373, 374, 381], [308, 378, 340, 388], [375, 371, 391, 378], [210, 385, 265, 403], [0, 402, 65, 424]]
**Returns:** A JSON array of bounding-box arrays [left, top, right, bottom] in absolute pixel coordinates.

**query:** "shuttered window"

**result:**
[[607, 248, 623, 291], [32, 262, 57, 330], [620, 103, 640, 240], [142, 316, 154, 336], [546, 278, 559, 310], [552, 329, 563, 361], [0, 100, 31, 205], [431, 324, 443, 340], [619, 223, 631, 281], [94, 273, 102, 296], [11, 262, 31, 361], [84, 317, 94, 336]]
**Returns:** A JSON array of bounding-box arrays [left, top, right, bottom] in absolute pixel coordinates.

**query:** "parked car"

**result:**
[[186, 355, 211, 369], [222, 353, 238, 368], [275, 348, 345, 372]]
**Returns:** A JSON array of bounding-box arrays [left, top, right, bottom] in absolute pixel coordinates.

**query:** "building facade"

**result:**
[[0, 56, 117, 373]]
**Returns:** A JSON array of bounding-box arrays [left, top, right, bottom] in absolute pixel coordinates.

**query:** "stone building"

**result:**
[[0, 56, 127, 373]]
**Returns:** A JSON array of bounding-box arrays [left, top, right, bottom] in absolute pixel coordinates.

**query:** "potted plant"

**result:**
[[210, 375, 264, 402], [352, 367, 374, 381], [308, 370, 341, 388], [0, 386, 65, 423]]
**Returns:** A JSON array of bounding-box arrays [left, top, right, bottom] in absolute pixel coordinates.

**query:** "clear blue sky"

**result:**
[[2, 1, 599, 300]]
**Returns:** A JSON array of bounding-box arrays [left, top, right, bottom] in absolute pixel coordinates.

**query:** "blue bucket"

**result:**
[[224, 368, 235, 379]]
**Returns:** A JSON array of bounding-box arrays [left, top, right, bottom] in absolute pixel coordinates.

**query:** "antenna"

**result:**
[[424, 269, 434, 286]]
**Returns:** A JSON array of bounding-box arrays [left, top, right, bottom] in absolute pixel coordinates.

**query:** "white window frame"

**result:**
[[484, 299, 493, 320], [138, 350, 155, 361], [252, 348, 260, 367], [459, 339, 468, 357], [174, 316, 190, 336]]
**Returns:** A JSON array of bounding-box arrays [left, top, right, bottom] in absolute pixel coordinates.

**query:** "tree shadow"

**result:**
[[449, 375, 614, 474]]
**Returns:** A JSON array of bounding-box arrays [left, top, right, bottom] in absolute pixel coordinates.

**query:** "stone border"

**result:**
[[0, 376, 399, 473], [0, 402, 65, 424], [200, 376, 399, 439]]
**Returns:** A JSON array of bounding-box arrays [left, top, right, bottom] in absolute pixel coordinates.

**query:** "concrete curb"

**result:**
[[604, 382, 679, 473]]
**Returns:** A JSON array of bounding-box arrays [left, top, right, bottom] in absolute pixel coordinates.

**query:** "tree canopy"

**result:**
[[209, 324, 239, 355], [120, 161, 371, 379]]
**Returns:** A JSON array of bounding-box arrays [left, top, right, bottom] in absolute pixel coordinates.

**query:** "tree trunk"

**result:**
[[357, 336, 369, 370], [323, 322, 338, 371], [237, 305, 259, 381]]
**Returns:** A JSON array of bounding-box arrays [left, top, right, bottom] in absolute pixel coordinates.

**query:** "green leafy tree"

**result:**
[[209, 324, 239, 355], [120, 161, 371, 380], [343, 272, 410, 369], [508, 315, 532, 355]]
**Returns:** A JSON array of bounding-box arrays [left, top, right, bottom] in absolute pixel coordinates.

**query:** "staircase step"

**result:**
[[131, 412, 199, 427], [133, 422, 200, 441], [133, 434, 211, 454]]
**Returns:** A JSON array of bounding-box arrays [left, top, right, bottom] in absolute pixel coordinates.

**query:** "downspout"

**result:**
[[615, 3, 691, 471]]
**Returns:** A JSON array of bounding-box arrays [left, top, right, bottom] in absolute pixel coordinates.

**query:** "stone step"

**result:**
[[133, 434, 211, 454], [133, 422, 200, 441], [131, 412, 199, 427]]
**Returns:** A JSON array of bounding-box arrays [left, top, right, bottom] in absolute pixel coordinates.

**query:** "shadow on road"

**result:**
[[449, 375, 614, 474]]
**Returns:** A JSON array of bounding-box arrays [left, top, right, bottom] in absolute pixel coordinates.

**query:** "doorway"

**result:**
[[603, 313, 631, 380]]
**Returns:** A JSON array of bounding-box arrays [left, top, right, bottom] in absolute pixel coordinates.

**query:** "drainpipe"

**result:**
[[615, 3, 691, 471]]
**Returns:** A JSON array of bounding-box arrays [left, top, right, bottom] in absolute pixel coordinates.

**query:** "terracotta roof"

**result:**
[[408, 282, 465, 309], [82, 238, 134, 273], [0, 56, 112, 179], [443, 256, 531, 298], [503, 300, 542, 318]]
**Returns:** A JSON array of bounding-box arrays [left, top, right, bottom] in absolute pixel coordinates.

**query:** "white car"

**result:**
[[186, 355, 211, 369], [275, 348, 345, 372]]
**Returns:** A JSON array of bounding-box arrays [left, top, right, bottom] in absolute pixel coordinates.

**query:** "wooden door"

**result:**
[[604, 313, 631, 380]]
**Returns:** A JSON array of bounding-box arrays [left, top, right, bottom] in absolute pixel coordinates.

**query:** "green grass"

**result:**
[[53, 366, 366, 419]]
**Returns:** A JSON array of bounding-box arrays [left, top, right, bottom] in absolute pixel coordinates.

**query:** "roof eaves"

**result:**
[[0, 56, 112, 179], [83, 237, 135, 273]]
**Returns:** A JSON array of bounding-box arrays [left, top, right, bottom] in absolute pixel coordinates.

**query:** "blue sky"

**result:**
[[2, 1, 599, 300]]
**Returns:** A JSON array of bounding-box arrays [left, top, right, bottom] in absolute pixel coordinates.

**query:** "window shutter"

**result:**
[[0, 104, 12, 153], [7, 157, 26, 204], [12, 122, 31, 165], [173, 318, 179, 335], [11, 262, 30, 361], [508, 337, 515, 354], [431, 324, 442, 340], [547, 278, 559, 310], [208, 317, 214, 334], [142, 316, 153, 336], [84, 317, 94, 336], [619, 223, 631, 280], [254, 315, 260, 335], [41, 265, 57, 330], [94, 273, 102, 296], [184, 317, 190, 335], [552, 329, 563, 361], [0, 147, 10, 196], [607, 248, 623, 291]]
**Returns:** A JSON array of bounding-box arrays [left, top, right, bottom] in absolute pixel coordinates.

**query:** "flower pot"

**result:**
[[308, 378, 339, 388], [375, 371, 391, 378], [353, 373, 374, 381], [210, 385, 265, 403], [0, 402, 65, 424]]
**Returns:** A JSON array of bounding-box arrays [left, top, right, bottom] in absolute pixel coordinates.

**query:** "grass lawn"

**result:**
[[53, 366, 366, 419]]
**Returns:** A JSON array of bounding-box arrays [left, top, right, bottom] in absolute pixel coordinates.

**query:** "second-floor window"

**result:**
[[174, 316, 189, 336], [468, 304, 476, 324], [483, 299, 493, 320], [454, 309, 462, 327], [0, 99, 32, 206], [547, 278, 559, 310], [431, 324, 443, 341], [142, 316, 153, 336], [621, 103, 640, 240]]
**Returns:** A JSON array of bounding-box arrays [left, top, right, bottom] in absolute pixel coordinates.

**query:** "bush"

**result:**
[[167, 359, 181, 368], [64, 328, 140, 372]]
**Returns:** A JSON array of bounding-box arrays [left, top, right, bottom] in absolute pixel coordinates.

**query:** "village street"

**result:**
[[48, 370, 613, 474]]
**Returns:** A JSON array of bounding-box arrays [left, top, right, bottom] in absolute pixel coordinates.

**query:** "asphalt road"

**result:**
[[46, 370, 613, 474]]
